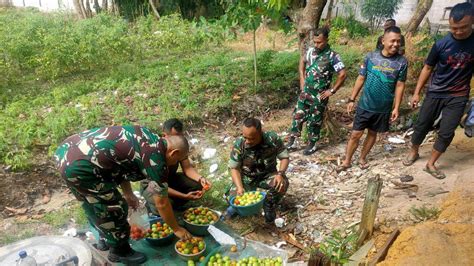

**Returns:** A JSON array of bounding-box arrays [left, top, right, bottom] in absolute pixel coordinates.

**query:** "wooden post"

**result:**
[[357, 175, 383, 247]]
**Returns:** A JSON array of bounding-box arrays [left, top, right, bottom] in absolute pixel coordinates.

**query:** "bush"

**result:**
[[331, 16, 369, 38]]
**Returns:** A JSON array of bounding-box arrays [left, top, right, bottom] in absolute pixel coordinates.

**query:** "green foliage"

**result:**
[[317, 227, 358, 265], [409, 205, 440, 222], [361, 0, 403, 32], [0, 9, 298, 169], [41, 202, 88, 228], [331, 16, 370, 38]]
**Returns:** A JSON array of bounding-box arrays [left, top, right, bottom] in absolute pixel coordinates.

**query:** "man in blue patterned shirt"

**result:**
[[338, 26, 408, 172]]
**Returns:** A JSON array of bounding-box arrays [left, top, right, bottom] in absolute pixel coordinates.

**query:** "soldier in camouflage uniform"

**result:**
[[226, 118, 290, 223], [54, 125, 192, 264], [287, 27, 347, 155]]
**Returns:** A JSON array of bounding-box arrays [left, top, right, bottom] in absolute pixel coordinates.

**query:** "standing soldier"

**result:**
[[287, 27, 347, 155], [403, 2, 474, 179], [54, 126, 192, 264], [226, 118, 290, 224]]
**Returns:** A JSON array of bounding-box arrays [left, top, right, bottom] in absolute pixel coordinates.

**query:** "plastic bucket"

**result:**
[[229, 191, 266, 217]]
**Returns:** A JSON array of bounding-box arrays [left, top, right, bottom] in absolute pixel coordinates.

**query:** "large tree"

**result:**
[[406, 0, 433, 37], [298, 0, 328, 53]]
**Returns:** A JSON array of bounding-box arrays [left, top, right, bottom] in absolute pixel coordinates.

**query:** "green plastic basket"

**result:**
[[229, 191, 266, 217]]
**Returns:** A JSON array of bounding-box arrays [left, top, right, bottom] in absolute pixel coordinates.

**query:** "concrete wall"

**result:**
[[393, 0, 466, 25]]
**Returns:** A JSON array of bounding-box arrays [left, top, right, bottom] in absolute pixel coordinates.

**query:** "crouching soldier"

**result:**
[[226, 118, 290, 224], [54, 125, 192, 264]]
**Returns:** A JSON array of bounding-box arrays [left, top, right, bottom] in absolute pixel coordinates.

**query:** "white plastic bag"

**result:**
[[128, 206, 149, 240]]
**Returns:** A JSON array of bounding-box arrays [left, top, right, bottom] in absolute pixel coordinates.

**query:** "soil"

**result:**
[[0, 104, 473, 264], [378, 173, 474, 265]]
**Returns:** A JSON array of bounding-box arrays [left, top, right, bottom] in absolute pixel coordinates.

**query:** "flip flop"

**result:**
[[403, 153, 420, 166], [358, 161, 370, 170], [336, 164, 351, 173], [423, 166, 446, 179]]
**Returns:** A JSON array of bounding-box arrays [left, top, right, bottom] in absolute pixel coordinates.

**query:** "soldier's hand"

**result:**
[[347, 102, 355, 115], [320, 90, 333, 100], [124, 194, 139, 210], [175, 226, 193, 240], [199, 177, 212, 190], [236, 187, 245, 196], [273, 174, 285, 193], [186, 191, 203, 200]]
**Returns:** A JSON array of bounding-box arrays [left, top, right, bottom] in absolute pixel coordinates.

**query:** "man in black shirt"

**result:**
[[403, 2, 474, 179], [376, 19, 406, 55]]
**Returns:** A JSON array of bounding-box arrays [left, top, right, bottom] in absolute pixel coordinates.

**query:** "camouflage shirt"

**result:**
[[304, 45, 345, 94], [55, 125, 169, 196], [228, 131, 289, 180]]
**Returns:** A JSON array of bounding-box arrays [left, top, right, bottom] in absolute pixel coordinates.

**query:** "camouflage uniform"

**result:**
[[226, 131, 290, 215], [290, 45, 345, 142], [140, 160, 202, 214], [54, 126, 169, 248]]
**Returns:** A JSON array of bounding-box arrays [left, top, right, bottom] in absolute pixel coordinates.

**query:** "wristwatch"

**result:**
[[277, 171, 286, 176], [348, 98, 355, 103], [330, 88, 336, 94]]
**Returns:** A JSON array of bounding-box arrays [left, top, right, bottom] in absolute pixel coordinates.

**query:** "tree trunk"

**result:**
[[85, 0, 93, 17], [298, 0, 328, 55], [101, 0, 107, 11], [253, 29, 258, 89], [93, 0, 100, 13], [406, 0, 433, 37], [73, 0, 86, 18], [149, 0, 160, 19], [325, 0, 335, 22]]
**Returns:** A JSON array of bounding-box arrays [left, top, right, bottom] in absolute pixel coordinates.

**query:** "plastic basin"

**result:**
[[175, 240, 206, 261], [229, 191, 266, 216], [144, 216, 175, 246], [183, 208, 221, 236]]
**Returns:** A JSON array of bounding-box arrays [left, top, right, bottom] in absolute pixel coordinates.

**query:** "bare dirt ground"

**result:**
[[1, 105, 473, 263]]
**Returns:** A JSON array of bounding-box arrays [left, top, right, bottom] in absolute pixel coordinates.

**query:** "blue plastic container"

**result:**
[[145, 216, 175, 246], [229, 191, 266, 216]]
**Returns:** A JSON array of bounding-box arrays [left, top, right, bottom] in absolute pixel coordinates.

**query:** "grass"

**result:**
[[40, 202, 88, 228], [409, 205, 440, 222]]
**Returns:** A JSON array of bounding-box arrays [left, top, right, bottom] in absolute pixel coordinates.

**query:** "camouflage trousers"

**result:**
[[290, 91, 328, 142], [57, 160, 130, 248], [141, 172, 202, 215], [225, 173, 289, 211]]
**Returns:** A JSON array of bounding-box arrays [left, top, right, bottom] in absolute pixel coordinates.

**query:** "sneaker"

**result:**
[[108, 245, 147, 264], [303, 141, 317, 155], [286, 136, 298, 151]]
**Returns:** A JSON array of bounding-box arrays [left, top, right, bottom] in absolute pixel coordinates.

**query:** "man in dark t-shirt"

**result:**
[[403, 2, 474, 179], [376, 19, 406, 55], [141, 118, 212, 215]]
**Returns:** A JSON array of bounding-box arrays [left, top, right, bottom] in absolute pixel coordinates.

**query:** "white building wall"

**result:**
[[394, 0, 466, 25], [10, 0, 78, 12]]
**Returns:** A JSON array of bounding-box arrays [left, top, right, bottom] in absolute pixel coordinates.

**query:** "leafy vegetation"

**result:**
[[361, 0, 403, 32], [409, 205, 440, 222], [0, 9, 298, 169], [315, 227, 358, 265]]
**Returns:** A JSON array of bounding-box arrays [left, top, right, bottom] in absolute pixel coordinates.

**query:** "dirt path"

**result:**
[[1, 106, 472, 263]]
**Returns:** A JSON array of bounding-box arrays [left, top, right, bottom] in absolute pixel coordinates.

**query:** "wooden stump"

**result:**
[[357, 175, 383, 247]]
